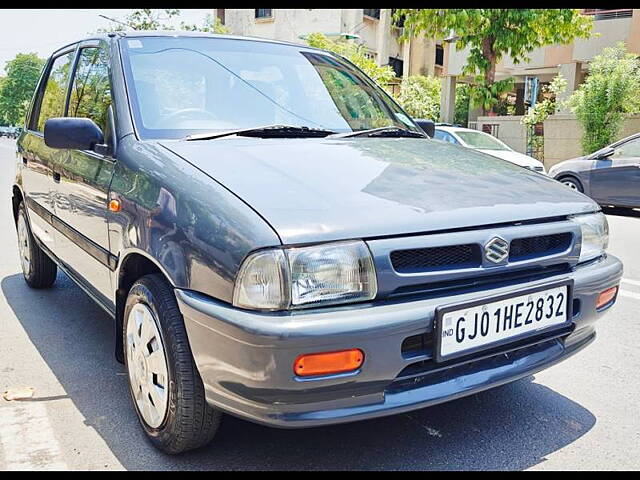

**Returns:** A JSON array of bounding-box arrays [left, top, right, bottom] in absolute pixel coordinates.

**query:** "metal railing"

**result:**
[[582, 9, 633, 20]]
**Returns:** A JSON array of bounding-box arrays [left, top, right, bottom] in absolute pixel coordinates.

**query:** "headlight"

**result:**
[[233, 240, 377, 310], [570, 212, 609, 263]]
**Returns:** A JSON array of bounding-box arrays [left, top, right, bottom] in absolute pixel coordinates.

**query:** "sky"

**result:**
[[0, 9, 213, 74]]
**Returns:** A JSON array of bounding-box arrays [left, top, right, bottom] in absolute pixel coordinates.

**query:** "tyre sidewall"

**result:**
[[16, 203, 34, 280], [123, 280, 181, 445]]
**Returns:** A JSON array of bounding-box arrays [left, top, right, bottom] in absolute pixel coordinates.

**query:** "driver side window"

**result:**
[[613, 137, 640, 159], [67, 47, 111, 134]]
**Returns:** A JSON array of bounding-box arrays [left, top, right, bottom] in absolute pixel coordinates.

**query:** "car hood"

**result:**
[[160, 137, 598, 244], [478, 149, 544, 169]]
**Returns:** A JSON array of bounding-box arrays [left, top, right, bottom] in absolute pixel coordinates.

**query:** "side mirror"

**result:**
[[44, 117, 105, 152], [414, 118, 435, 138], [591, 146, 615, 160]]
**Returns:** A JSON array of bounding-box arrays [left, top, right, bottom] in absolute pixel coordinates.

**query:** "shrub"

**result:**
[[396, 75, 441, 121], [568, 42, 640, 154]]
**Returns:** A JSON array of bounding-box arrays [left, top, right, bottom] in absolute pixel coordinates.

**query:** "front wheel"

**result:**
[[123, 273, 222, 454], [16, 201, 57, 288], [559, 176, 583, 193]]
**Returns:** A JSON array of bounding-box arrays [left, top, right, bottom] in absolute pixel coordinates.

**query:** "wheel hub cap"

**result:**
[[563, 181, 578, 190], [126, 303, 169, 428], [17, 213, 31, 275]]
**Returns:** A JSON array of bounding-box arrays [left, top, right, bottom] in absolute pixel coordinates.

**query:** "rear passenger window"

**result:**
[[34, 51, 75, 132], [67, 47, 111, 134]]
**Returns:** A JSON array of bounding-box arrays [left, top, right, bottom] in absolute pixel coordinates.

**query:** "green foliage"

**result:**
[[568, 42, 640, 154], [454, 83, 471, 126], [0, 53, 45, 126], [396, 9, 592, 111], [522, 74, 567, 126], [305, 33, 395, 87], [396, 75, 441, 120], [97, 9, 228, 34], [181, 14, 229, 34]]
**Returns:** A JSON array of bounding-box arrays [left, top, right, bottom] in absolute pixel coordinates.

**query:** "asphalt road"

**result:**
[[0, 136, 639, 470]]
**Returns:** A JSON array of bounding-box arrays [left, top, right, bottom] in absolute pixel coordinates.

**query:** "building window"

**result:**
[[435, 45, 444, 67], [217, 9, 225, 25], [363, 9, 381, 20], [388, 57, 403, 78], [255, 9, 273, 19]]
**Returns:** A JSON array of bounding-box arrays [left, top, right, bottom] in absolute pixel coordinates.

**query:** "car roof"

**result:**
[[50, 30, 329, 58]]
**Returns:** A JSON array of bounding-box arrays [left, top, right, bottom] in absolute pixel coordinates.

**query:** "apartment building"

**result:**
[[441, 9, 640, 122], [212, 9, 444, 80]]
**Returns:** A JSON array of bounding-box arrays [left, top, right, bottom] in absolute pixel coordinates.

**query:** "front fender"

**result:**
[[107, 136, 281, 303]]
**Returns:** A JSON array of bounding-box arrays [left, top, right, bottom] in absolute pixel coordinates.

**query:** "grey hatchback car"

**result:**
[[549, 132, 640, 209], [13, 32, 622, 454]]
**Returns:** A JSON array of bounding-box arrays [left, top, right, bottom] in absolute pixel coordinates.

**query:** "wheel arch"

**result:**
[[114, 250, 175, 363], [12, 184, 24, 224]]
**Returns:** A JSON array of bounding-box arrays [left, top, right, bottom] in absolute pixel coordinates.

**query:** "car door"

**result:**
[[590, 137, 640, 207], [51, 42, 116, 305], [19, 48, 76, 256]]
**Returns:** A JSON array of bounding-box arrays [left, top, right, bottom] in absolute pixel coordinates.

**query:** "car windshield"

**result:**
[[456, 131, 512, 151], [120, 36, 421, 140]]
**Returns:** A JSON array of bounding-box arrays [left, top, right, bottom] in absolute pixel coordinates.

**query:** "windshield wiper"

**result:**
[[185, 124, 337, 141], [331, 126, 427, 139]]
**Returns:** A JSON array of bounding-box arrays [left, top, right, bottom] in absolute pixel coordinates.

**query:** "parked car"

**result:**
[[549, 133, 640, 210], [434, 124, 547, 174], [13, 32, 622, 454]]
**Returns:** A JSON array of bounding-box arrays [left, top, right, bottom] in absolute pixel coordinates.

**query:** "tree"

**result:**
[[181, 14, 229, 34], [97, 9, 228, 33], [568, 42, 640, 154], [395, 9, 593, 113], [305, 33, 395, 87], [98, 9, 181, 32], [0, 53, 45, 126], [396, 75, 440, 121]]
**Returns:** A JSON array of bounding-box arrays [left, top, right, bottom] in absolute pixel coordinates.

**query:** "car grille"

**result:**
[[390, 244, 481, 273], [389, 233, 572, 273], [509, 233, 572, 262]]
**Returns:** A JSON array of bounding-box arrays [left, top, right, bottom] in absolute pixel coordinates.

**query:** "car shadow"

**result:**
[[602, 206, 640, 219], [1, 272, 596, 471]]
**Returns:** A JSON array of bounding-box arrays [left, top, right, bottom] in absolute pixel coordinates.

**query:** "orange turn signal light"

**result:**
[[294, 349, 364, 377], [596, 286, 618, 309], [108, 199, 121, 212]]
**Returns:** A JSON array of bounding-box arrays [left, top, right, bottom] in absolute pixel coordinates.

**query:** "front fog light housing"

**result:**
[[570, 212, 609, 263], [233, 240, 377, 310]]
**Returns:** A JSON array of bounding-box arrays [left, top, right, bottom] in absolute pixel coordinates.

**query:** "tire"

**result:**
[[123, 273, 222, 454], [16, 201, 57, 288], [558, 176, 583, 193]]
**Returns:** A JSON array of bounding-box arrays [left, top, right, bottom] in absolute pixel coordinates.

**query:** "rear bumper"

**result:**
[[176, 254, 622, 428]]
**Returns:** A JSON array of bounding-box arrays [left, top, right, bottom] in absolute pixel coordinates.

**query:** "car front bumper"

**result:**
[[176, 254, 622, 428]]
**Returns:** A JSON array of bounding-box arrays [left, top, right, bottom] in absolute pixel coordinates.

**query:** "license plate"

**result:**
[[436, 282, 572, 362]]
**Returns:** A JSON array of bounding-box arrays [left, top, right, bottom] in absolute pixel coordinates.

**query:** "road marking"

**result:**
[[0, 402, 68, 470], [621, 278, 640, 287], [619, 290, 640, 301]]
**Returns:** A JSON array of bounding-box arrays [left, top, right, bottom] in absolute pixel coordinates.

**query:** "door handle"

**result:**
[[53, 172, 61, 183]]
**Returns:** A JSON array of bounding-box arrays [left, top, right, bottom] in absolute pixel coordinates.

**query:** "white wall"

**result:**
[[224, 9, 342, 44]]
